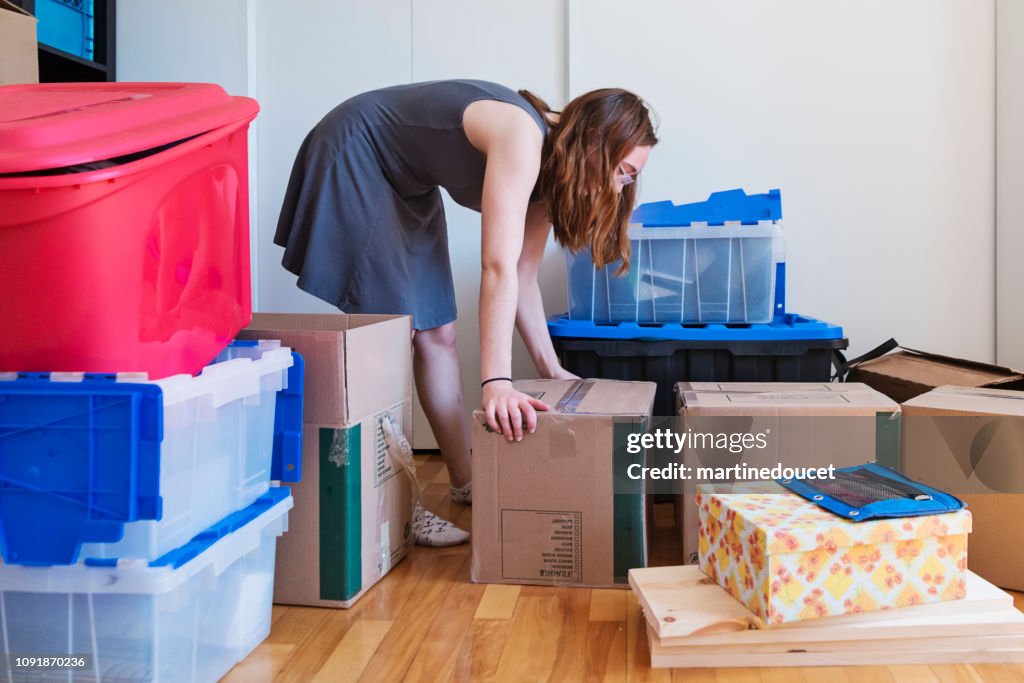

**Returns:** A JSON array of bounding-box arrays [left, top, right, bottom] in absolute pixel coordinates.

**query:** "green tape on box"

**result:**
[[319, 424, 362, 601], [875, 411, 901, 471], [613, 417, 648, 584]]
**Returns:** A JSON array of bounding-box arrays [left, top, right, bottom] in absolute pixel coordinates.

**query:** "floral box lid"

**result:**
[[695, 481, 972, 556]]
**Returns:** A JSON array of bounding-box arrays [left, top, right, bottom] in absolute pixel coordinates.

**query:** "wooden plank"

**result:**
[[546, 588, 592, 681], [274, 609, 361, 683], [402, 555, 485, 683], [489, 595, 568, 681], [883, 665, 942, 683], [590, 589, 629, 622], [473, 584, 521, 620], [970, 664, 1024, 682], [927, 664, 984, 683], [264, 606, 330, 645], [648, 632, 1024, 669], [311, 621, 393, 683], [648, 623, 1024, 655], [222, 642, 295, 683], [657, 607, 1024, 649], [592, 620, 627, 683], [357, 553, 466, 682], [630, 565, 1013, 641], [447, 619, 512, 682], [625, 593, 672, 683], [628, 565, 763, 638]]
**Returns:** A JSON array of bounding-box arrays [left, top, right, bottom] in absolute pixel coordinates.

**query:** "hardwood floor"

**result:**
[[224, 456, 1024, 682]]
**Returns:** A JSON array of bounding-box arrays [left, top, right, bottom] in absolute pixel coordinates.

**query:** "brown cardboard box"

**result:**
[[238, 313, 412, 426], [0, 0, 38, 85], [902, 385, 1024, 591], [239, 313, 415, 607], [472, 378, 657, 588], [676, 382, 901, 564], [849, 348, 1024, 404]]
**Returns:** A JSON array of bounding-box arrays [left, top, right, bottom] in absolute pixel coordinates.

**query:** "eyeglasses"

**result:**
[[617, 162, 639, 187]]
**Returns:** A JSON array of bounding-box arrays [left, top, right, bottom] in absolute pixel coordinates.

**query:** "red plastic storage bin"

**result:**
[[0, 83, 259, 378]]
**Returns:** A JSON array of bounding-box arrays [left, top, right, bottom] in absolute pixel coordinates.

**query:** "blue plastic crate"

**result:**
[[548, 312, 844, 342], [0, 341, 304, 566]]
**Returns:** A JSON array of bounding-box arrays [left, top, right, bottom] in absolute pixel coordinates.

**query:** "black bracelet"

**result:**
[[481, 376, 513, 388]]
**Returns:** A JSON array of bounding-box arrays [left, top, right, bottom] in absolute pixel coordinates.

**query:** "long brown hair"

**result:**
[[519, 88, 658, 275]]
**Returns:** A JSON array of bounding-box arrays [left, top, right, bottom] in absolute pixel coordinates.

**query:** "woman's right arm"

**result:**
[[515, 202, 578, 380]]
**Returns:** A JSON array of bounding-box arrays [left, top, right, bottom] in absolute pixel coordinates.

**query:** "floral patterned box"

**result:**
[[696, 481, 972, 624]]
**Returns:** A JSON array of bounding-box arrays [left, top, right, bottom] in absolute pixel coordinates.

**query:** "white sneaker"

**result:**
[[450, 481, 472, 505], [412, 503, 469, 547]]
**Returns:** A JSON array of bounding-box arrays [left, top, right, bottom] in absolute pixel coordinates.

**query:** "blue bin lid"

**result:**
[[631, 188, 782, 227], [547, 312, 844, 342]]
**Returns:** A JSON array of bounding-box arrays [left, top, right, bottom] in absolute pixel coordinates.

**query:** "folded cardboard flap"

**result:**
[[902, 384, 1024, 416], [849, 348, 1024, 403]]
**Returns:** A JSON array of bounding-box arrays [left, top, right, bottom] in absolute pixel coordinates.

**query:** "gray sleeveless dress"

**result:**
[[274, 80, 548, 330]]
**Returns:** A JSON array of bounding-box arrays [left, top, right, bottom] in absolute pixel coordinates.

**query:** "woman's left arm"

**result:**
[[516, 203, 579, 380]]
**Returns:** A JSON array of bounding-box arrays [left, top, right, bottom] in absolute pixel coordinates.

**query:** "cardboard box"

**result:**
[[676, 382, 901, 564], [273, 401, 414, 608], [697, 481, 972, 625], [239, 313, 415, 607], [848, 348, 1024, 404], [237, 313, 412, 426], [902, 385, 1024, 591], [0, 0, 37, 85], [472, 378, 657, 588]]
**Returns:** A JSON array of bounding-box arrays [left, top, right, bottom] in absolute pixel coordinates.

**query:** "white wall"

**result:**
[[997, 0, 1024, 368], [569, 0, 995, 362], [117, 0, 251, 93], [119, 1, 1003, 449]]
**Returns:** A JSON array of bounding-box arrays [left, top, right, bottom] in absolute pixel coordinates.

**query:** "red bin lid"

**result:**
[[0, 82, 259, 174]]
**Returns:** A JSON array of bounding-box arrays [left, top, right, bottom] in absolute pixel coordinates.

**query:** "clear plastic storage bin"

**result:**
[[566, 189, 785, 324], [0, 487, 292, 683]]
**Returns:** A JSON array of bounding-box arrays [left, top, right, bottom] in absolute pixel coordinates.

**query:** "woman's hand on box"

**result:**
[[483, 381, 550, 442]]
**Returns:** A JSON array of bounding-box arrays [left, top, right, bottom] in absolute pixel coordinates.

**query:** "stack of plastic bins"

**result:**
[[0, 340, 304, 567], [0, 83, 260, 379], [553, 189, 848, 416], [0, 487, 294, 683]]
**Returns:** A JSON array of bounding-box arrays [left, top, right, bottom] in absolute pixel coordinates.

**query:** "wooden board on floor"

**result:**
[[629, 565, 1014, 641], [657, 603, 1024, 648], [646, 622, 1024, 655], [647, 625, 1024, 668]]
